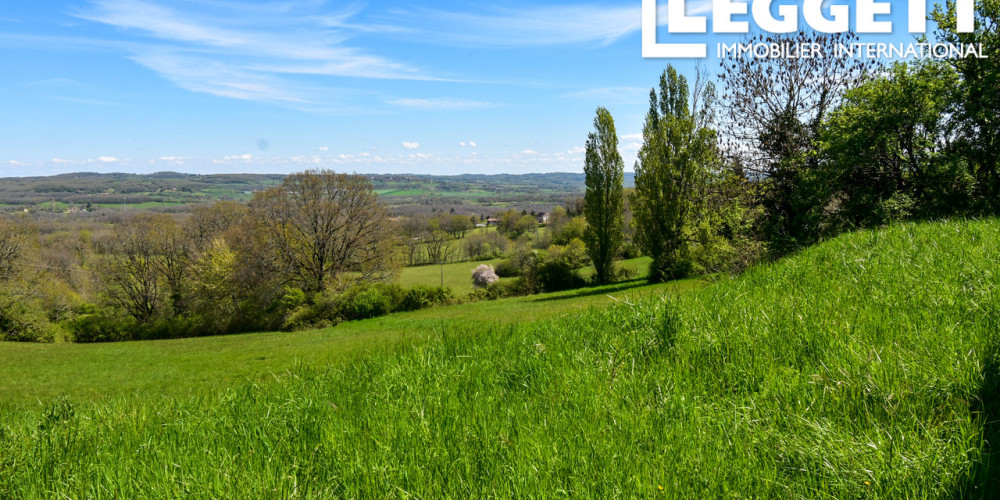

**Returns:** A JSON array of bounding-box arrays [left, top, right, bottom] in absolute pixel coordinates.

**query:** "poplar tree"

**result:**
[[633, 66, 717, 282], [583, 107, 624, 285]]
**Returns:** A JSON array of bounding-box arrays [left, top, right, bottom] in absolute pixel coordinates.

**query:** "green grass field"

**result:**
[[396, 258, 508, 292], [2, 219, 999, 497], [0, 278, 702, 406]]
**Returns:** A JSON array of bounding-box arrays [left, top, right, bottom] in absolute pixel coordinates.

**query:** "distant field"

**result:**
[[376, 189, 431, 197], [0, 172, 594, 214], [0, 277, 703, 406], [398, 256, 653, 293], [396, 258, 508, 292]]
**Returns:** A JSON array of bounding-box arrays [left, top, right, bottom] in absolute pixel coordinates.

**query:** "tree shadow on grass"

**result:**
[[959, 340, 1000, 499], [529, 279, 659, 303]]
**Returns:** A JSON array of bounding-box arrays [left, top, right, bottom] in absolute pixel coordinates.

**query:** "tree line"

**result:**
[[582, 3, 998, 283]]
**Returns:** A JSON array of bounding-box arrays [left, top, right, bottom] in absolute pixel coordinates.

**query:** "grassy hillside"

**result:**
[[2, 220, 999, 497], [0, 278, 701, 406]]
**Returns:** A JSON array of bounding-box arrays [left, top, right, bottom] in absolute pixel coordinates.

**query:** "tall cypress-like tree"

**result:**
[[582, 107, 624, 285], [633, 66, 717, 282]]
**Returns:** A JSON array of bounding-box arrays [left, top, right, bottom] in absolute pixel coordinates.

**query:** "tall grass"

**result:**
[[2, 219, 998, 497]]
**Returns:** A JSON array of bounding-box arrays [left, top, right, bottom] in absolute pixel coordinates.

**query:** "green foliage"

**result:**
[[464, 279, 529, 302], [400, 285, 453, 311], [0, 298, 55, 343], [551, 216, 584, 246], [335, 284, 404, 321], [496, 211, 538, 240], [821, 61, 973, 228], [282, 283, 453, 331], [462, 231, 509, 261], [929, 0, 1000, 209], [67, 314, 135, 343], [632, 66, 718, 282], [583, 106, 625, 284], [520, 239, 590, 293]]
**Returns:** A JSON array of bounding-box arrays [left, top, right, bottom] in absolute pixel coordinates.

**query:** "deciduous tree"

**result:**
[[632, 66, 717, 282], [250, 170, 398, 293], [720, 32, 873, 252]]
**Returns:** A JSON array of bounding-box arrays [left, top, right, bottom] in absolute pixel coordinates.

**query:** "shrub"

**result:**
[[464, 279, 528, 302], [334, 284, 402, 321], [471, 265, 499, 289], [531, 260, 585, 292], [400, 286, 452, 311], [281, 283, 452, 331], [494, 258, 522, 278], [67, 315, 135, 343]]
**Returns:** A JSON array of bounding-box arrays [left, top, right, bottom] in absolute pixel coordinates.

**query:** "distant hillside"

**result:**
[[0, 171, 636, 215]]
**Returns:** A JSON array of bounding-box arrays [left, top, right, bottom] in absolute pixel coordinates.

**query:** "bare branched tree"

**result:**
[[719, 31, 877, 250], [250, 170, 398, 293]]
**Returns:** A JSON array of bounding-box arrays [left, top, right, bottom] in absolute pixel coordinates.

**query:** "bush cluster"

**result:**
[[282, 284, 453, 332]]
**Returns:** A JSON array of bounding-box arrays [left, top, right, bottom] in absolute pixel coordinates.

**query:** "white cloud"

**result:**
[[469, 141, 477, 147], [522, 149, 538, 155], [318, 146, 329, 152], [98, 156, 120, 163], [385, 2, 713, 48], [387, 98, 493, 110], [566, 146, 586, 154], [74, 0, 435, 108], [402, 142, 420, 150], [219, 154, 252, 161], [621, 133, 644, 142], [459, 141, 478, 148], [387, 6, 634, 47], [565, 87, 649, 104]]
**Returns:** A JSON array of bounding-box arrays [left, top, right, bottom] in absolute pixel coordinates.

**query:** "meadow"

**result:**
[[1, 219, 998, 497], [394, 256, 653, 294], [0, 277, 701, 406]]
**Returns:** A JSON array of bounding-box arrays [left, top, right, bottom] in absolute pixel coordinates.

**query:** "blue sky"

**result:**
[[0, 0, 927, 177]]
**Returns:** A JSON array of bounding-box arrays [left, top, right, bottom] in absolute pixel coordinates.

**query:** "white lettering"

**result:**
[[753, 0, 797, 33], [669, 0, 707, 33], [803, 0, 849, 33], [909, 0, 927, 33], [713, 0, 748, 33], [857, 0, 892, 33]]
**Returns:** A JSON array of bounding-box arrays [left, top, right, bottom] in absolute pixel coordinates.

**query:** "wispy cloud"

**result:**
[[72, 0, 435, 108], [387, 98, 494, 111], [564, 87, 650, 104], [402, 142, 420, 150], [381, 1, 714, 48]]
